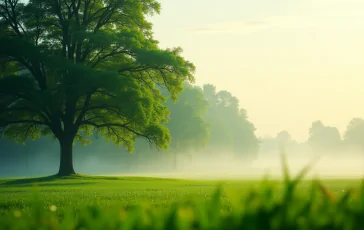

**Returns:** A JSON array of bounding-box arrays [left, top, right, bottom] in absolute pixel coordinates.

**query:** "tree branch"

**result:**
[[74, 90, 94, 126], [90, 48, 135, 68], [81, 120, 150, 139], [77, 105, 125, 120], [118, 64, 148, 74], [0, 0, 26, 37]]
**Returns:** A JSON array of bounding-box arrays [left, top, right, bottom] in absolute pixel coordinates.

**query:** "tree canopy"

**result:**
[[0, 0, 195, 175], [308, 120, 342, 153]]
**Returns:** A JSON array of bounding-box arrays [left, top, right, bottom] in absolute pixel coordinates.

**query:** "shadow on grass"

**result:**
[[1, 175, 59, 185], [0, 174, 182, 187], [0, 174, 95, 187]]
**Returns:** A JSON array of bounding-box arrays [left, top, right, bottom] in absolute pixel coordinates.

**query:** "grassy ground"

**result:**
[[0, 172, 363, 229], [0, 174, 361, 214]]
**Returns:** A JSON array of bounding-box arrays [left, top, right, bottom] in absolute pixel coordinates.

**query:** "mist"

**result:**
[[96, 151, 364, 180], [1, 149, 363, 181], [1, 134, 363, 180]]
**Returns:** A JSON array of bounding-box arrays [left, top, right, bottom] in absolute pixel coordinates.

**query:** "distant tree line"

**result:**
[[260, 118, 364, 155]]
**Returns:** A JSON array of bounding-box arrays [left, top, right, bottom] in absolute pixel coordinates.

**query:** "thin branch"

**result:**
[[118, 64, 148, 74], [78, 105, 124, 119], [158, 69, 172, 92], [90, 48, 133, 68], [94, 89, 116, 98], [74, 90, 94, 126], [22, 123, 37, 142], [82, 115, 105, 122], [81, 120, 150, 139]]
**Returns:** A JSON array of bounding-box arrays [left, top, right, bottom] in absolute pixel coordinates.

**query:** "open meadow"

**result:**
[[0, 172, 363, 230], [0, 175, 362, 212]]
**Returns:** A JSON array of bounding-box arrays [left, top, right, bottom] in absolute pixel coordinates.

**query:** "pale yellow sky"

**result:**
[[149, 0, 364, 141]]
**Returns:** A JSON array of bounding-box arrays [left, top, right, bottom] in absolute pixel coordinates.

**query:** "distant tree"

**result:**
[[163, 83, 210, 168], [343, 118, 364, 152], [276, 130, 291, 153], [307, 120, 342, 153], [276, 130, 292, 144], [309, 121, 325, 137], [0, 0, 195, 176], [204, 86, 235, 151], [202, 84, 259, 158], [232, 108, 260, 156], [275, 130, 302, 154]]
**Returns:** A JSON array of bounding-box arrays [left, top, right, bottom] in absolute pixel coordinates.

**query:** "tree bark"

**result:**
[[57, 136, 76, 176]]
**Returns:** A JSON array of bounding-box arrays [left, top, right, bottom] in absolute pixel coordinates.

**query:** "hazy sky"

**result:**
[[148, 0, 364, 141]]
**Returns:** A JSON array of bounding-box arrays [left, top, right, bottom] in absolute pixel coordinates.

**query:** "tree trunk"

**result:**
[[57, 137, 76, 176]]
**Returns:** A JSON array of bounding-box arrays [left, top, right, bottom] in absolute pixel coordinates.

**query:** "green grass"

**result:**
[[0, 174, 361, 212], [0, 170, 363, 229], [0, 175, 218, 212]]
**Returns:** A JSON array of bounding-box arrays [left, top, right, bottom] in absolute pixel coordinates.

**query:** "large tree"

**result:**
[[0, 0, 195, 176]]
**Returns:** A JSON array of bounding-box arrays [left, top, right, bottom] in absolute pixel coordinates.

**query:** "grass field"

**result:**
[[0, 171, 363, 229], [0, 174, 361, 212]]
